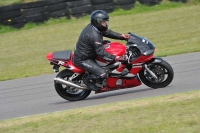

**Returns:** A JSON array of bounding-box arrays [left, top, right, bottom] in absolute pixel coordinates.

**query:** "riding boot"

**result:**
[[83, 74, 100, 91]]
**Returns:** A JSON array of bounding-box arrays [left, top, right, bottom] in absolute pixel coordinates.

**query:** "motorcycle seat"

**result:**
[[53, 50, 72, 60]]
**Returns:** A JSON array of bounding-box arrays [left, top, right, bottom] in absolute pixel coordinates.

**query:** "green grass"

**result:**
[[0, 90, 199, 133], [0, 0, 40, 6], [0, 1, 200, 81]]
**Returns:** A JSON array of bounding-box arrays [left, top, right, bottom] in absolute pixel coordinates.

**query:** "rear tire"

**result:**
[[139, 60, 174, 89], [55, 69, 91, 101]]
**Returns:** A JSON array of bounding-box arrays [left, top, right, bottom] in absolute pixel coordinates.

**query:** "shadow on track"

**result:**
[[51, 87, 153, 104]]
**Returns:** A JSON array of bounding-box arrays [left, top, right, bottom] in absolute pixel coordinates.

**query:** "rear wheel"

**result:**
[[54, 69, 91, 101], [139, 60, 174, 89]]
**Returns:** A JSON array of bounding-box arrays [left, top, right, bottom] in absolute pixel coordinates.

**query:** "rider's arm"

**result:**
[[92, 37, 116, 62], [103, 29, 128, 40]]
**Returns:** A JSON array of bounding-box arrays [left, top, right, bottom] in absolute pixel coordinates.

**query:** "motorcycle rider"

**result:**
[[73, 10, 129, 91]]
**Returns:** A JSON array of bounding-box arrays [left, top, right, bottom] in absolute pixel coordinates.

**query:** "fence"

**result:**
[[0, 0, 164, 28]]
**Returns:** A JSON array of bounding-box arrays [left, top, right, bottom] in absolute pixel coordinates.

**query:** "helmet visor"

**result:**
[[101, 20, 109, 27]]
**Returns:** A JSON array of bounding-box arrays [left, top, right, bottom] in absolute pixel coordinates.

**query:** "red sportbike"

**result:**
[[46, 32, 174, 101]]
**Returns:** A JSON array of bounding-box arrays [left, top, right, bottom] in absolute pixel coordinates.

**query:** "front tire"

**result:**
[[139, 60, 174, 89], [54, 69, 91, 101]]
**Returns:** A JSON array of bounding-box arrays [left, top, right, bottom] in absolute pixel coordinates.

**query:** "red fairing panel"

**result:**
[[125, 78, 141, 88], [104, 42, 126, 56], [65, 54, 85, 73], [116, 63, 126, 72], [106, 77, 141, 88], [131, 54, 154, 64], [95, 77, 141, 93], [130, 66, 142, 75]]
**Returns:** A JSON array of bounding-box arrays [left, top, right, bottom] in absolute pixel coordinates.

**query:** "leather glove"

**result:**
[[121, 34, 130, 40], [115, 55, 128, 62]]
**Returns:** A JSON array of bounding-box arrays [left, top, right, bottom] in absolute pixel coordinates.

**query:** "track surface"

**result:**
[[0, 52, 200, 120]]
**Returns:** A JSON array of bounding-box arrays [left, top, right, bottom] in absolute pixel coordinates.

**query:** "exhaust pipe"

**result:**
[[54, 77, 89, 90]]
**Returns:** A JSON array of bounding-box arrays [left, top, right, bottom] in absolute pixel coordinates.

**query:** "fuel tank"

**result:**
[[104, 42, 126, 56], [96, 42, 126, 66]]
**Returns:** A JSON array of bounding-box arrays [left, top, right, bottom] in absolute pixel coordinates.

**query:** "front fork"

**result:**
[[143, 57, 163, 79], [144, 64, 158, 79]]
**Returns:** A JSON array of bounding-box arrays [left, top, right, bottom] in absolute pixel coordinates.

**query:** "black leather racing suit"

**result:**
[[73, 23, 126, 81]]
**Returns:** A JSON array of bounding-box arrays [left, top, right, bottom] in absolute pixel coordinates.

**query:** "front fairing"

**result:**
[[127, 32, 155, 55], [126, 32, 155, 63]]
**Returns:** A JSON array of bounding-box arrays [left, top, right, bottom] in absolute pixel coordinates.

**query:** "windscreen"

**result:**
[[127, 33, 155, 56]]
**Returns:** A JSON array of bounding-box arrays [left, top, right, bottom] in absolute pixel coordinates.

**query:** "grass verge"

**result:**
[[0, 90, 199, 133], [0, 2, 200, 81], [0, 0, 41, 6]]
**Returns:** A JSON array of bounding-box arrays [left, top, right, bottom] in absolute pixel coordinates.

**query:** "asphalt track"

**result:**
[[0, 52, 200, 120]]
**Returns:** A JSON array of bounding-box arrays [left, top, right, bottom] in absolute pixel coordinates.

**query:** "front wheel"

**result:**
[[54, 69, 91, 101], [139, 60, 174, 89]]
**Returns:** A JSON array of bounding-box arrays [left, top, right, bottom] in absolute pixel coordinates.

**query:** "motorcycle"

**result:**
[[46, 32, 174, 101]]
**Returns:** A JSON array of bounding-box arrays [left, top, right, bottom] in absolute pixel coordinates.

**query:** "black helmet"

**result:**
[[90, 10, 109, 32]]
